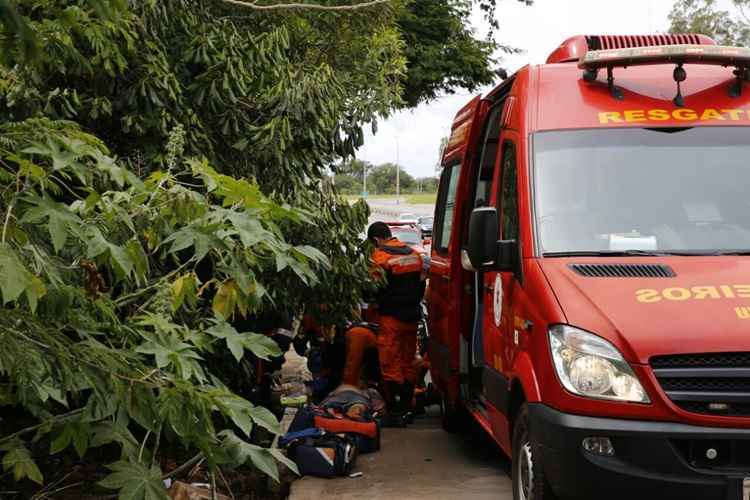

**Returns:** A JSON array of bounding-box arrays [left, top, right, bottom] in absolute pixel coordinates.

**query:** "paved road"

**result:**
[[288, 408, 513, 500], [365, 197, 434, 219]]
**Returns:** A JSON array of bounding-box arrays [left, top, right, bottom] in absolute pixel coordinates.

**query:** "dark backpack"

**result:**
[[286, 432, 358, 478]]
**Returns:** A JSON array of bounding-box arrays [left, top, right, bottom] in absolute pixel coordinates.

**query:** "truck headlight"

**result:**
[[549, 325, 649, 403]]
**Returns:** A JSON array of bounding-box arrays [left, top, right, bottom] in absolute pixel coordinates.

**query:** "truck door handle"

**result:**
[[484, 285, 494, 293], [440, 274, 451, 281]]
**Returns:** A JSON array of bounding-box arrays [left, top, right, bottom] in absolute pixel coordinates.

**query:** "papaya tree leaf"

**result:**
[[242, 332, 281, 361], [98, 460, 167, 500], [220, 431, 279, 482], [2, 446, 43, 485]]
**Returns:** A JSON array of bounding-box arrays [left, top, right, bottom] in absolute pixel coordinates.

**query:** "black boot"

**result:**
[[400, 382, 415, 424], [381, 381, 406, 428]]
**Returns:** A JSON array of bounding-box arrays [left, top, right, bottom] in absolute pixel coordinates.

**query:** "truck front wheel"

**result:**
[[512, 404, 557, 500]]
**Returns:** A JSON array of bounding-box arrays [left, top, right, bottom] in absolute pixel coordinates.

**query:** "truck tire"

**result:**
[[512, 404, 557, 500]]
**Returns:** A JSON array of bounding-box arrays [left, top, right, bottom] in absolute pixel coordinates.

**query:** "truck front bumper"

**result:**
[[528, 403, 750, 500]]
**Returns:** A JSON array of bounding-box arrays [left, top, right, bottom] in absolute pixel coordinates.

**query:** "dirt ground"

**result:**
[[288, 406, 513, 500]]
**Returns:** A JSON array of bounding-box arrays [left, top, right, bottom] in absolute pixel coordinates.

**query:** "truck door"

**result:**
[[481, 132, 521, 450], [427, 96, 485, 406]]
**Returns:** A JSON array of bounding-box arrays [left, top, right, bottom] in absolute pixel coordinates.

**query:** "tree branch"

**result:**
[[220, 0, 390, 11], [0, 408, 85, 446]]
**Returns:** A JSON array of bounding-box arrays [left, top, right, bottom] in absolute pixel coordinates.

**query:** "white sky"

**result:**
[[358, 0, 681, 178]]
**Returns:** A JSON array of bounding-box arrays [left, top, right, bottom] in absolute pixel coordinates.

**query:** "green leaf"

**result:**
[[20, 194, 81, 253], [136, 333, 205, 382], [109, 243, 134, 279], [214, 394, 254, 437], [170, 273, 198, 313], [206, 320, 249, 361], [226, 212, 270, 248], [248, 405, 281, 434], [127, 385, 159, 433], [98, 460, 168, 500], [246, 445, 279, 482], [91, 422, 140, 460], [72, 422, 90, 458], [84, 226, 110, 258], [220, 431, 279, 482], [211, 280, 241, 321], [293, 244, 330, 265], [50, 425, 73, 455], [163, 225, 220, 262], [243, 332, 281, 361], [2, 446, 43, 485], [51, 422, 89, 458], [270, 447, 299, 475], [126, 239, 150, 282], [0, 244, 29, 302], [0, 243, 45, 309]]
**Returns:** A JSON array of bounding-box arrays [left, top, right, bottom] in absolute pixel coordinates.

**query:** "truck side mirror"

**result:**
[[468, 207, 499, 269], [468, 207, 518, 272]]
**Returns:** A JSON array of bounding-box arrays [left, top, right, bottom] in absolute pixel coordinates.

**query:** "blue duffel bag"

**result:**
[[284, 431, 358, 478]]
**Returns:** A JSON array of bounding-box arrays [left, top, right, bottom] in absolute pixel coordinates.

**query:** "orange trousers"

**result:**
[[377, 315, 418, 384], [342, 326, 378, 386]]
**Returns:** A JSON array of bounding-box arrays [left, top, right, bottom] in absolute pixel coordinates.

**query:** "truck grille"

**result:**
[[651, 352, 750, 417], [569, 263, 675, 278]]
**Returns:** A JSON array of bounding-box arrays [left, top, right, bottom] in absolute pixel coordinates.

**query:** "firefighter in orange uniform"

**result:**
[[341, 323, 379, 387], [367, 222, 425, 427]]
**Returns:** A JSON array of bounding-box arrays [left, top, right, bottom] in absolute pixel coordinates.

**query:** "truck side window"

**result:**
[[473, 105, 503, 208], [434, 162, 461, 252], [500, 142, 519, 241]]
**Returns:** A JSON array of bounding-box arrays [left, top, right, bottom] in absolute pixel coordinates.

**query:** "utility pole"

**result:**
[[395, 135, 400, 205], [362, 153, 368, 198]]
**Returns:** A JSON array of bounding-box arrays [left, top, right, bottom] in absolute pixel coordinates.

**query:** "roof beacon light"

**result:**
[[579, 44, 750, 105]]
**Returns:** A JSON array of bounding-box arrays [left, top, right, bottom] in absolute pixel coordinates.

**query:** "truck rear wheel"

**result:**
[[512, 404, 557, 500]]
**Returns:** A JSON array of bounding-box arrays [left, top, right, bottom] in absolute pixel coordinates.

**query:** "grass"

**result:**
[[343, 193, 437, 204], [405, 192, 437, 204], [343, 194, 393, 200]]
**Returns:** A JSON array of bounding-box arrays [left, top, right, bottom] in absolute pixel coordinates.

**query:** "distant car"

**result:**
[[417, 215, 433, 238], [387, 223, 430, 274], [398, 212, 417, 224], [386, 222, 425, 254]]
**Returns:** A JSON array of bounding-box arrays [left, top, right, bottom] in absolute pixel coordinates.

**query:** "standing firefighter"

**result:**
[[367, 221, 426, 427]]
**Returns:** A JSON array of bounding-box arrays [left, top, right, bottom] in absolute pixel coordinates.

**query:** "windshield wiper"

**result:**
[[542, 250, 707, 257]]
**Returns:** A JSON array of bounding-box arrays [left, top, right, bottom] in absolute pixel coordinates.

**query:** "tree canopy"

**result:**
[[669, 0, 750, 46]]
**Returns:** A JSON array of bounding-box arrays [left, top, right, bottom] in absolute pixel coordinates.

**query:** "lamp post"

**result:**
[[395, 135, 400, 205], [362, 155, 368, 198]]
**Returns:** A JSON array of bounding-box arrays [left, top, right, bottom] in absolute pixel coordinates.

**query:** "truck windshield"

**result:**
[[533, 127, 750, 256]]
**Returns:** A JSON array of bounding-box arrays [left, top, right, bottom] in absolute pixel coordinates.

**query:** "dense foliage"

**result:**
[[398, 0, 499, 106], [669, 0, 750, 46], [0, 120, 319, 497]]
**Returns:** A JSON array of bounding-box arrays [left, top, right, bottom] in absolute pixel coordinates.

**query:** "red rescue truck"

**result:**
[[427, 34, 750, 500]]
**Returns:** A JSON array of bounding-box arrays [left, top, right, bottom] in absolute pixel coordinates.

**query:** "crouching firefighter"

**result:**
[[367, 222, 426, 427]]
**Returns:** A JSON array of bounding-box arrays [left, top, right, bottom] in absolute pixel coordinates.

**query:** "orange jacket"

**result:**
[[371, 238, 425, 322]]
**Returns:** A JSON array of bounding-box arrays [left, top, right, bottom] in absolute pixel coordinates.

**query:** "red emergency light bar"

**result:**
[[579, 44, 750, 104], [579, 44, 750, 70]]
